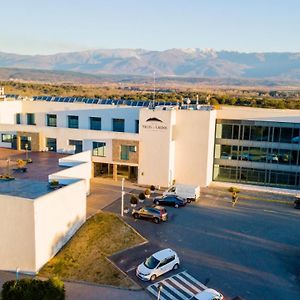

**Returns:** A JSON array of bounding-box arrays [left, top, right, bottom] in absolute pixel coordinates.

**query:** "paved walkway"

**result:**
[[0, 271, 151, 300]]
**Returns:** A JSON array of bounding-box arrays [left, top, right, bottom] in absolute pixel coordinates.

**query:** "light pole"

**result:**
[[16, 267, 20, 281], [25, 143, 28, 161], [157, 282, 163, 300], [121, 178, 125, 217]]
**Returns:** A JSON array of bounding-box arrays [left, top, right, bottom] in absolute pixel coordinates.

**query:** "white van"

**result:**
[[163, 184, 200, 201]]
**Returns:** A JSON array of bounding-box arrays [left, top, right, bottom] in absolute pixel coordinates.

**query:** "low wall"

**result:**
[[49, 151, 92, 194]]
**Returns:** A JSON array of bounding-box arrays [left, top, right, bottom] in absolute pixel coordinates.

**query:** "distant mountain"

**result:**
[[0, 48, 300, 80]]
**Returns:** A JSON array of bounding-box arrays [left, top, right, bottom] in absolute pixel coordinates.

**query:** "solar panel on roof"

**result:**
[[105, 99, 112, 105], [69, 98, 75, 103], [137, 101, 144, 107], [87, 99, 93, 104], [91, 99, 98, 104]]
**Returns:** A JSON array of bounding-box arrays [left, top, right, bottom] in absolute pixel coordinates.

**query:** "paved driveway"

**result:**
[[105, 189, 300, 300]]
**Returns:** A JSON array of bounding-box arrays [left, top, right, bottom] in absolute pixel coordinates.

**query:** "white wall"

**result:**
[[21, 101, 140, 133], [0, 101, 22, 124], [34, 180, 86, 271], [174, 109, 216, 187], [138, 109, 175, 187], [0, 195, 36, 272], [49, 151, 92, 194]]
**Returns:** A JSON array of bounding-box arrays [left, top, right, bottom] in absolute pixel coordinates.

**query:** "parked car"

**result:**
[[132, 206, 168, 223], [294, 198, 300, 209], [136, 248, 180, 281], [154, 195, 187, 208], [163, 184, 200, 201], [189, 288, 224, 300]]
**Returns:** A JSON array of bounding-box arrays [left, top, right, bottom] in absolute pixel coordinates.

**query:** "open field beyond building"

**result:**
[[39, 212, 145, 289]]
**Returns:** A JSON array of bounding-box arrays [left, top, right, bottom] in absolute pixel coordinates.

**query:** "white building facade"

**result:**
[[1, 93, 300, 190]]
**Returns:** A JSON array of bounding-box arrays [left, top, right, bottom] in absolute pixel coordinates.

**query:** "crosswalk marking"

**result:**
[[146, 271, 208, 300], [181, 271, 208, 290]]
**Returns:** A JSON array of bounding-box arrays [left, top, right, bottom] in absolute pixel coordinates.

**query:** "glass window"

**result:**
[[261, 127, 269, 141], [1, 134, 14, 143], [280, 127, 293, 143], [69, 139, 82, 153], [273, 127, 280, 142], [220, 145, 231, 159], [27, 113, 35, 125], [135, 120, 139, 133], [232, 125, 240, 139], [243, 125, 250, 140], [231, 145, 239, 160], [292, 128, 300, 144], [16, 113, 21, 124], [221, 124, 232, 139], [113, 118, 125, 132], [20, 136, 31, 150], [68, 115, 79, 129], [278, 149, 291, 164], [90, 117, 101, 130], [250, 126, 263, 141], [120, 145, 135, 160], [47, 114, 57, 127], [46, 138, 57, 152], [92, 142, 106, 157]]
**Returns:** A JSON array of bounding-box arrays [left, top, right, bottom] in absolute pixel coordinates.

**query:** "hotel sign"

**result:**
[[142, 117, 168, 130]]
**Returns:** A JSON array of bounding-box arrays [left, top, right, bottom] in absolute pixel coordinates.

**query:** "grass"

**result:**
[[39, 212, 145, 288]]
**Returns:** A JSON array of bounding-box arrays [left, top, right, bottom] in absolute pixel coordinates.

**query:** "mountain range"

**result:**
[[0, 48, 300, 81]]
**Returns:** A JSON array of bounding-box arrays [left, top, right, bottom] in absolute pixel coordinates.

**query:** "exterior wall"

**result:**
[[21, 101, 140, 133], [217, 106, 300, 123], [112, 139, 139, 164], [138, 109, 175, 187], [0, 101, 22, 124], [49, 151, 92, 194], [34, 180, 86, 271], [0, 195, 36, 272], [174, 110, 216, 187]]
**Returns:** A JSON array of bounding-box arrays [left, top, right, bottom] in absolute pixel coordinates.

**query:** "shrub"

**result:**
[[1, 277, 65, 300], [130, 195, 138, 205], [150, 185, 155, 191], [139, 193, 146, 200], [228, 186, 240, 193], [144, 189, 151, 196], [49, 180, 59, 186]]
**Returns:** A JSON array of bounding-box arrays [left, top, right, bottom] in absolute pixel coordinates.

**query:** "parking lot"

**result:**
[[105, 187, 300, 300]]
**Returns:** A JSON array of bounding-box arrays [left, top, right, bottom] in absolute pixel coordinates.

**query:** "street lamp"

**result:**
[[121, 178, 125, 217], [25, 143, 28, 161]]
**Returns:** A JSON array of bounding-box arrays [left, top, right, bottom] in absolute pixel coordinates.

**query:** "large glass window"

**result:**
[[47, 114, 57, 127], [120, 145, 136, 160], [20, 136, 31, 150], [69, 139, 82, 153], [68, 115, 79, 129], [113, 118, 125, 132], [46, 138, 57, 152], [1, 134, 14, 143], [27, 113, 35, 125], [280, 127, 293, 143], [92, 142, 106, 157], [135, 120, 139, 133], [90, 117, 101, 130], [221, 124, 232, 139]]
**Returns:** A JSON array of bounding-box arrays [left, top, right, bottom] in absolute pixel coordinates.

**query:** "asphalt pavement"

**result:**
[[105, 189, 300, 300]]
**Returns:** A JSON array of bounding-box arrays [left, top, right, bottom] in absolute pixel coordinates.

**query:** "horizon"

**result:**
[[0, 0, 299, 55]]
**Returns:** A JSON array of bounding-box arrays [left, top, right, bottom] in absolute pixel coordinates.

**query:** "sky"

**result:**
[[0, 0, 299, 55]]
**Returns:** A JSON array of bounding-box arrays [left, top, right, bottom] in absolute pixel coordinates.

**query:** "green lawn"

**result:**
[[39, 212, 145, 288]]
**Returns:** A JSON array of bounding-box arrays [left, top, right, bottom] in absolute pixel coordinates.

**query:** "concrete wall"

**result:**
[[0, 195, 35, 272], [138, 109, 175, 187], [34, 180, 86, 271], [0, 101, 22, 124], [174, 109, 216, 187], [49, 151, 92, 194], [21, 101, 140, 133]]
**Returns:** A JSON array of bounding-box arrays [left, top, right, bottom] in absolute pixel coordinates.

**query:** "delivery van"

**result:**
[[163, 184, 200, 201]]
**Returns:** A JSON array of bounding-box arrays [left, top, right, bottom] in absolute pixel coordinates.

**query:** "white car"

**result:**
[[136, 248, 180, 281], [190, 288, 224, 300]]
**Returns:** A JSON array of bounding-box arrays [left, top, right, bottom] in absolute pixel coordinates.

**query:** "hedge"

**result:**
[[1, 277, 65, 300]]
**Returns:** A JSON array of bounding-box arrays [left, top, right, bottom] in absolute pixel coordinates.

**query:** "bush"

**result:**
[[130, 195, 138, 205], [139, 193, 146, 200], [228, 186, 240, 193], [144, 189, 151, 196], [49, 180, 59, 186], [150, 185, 155, 191], [1, 277, 65, 300]]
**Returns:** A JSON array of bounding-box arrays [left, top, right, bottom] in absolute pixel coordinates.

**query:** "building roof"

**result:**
[[0, 178, 55, 199]]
